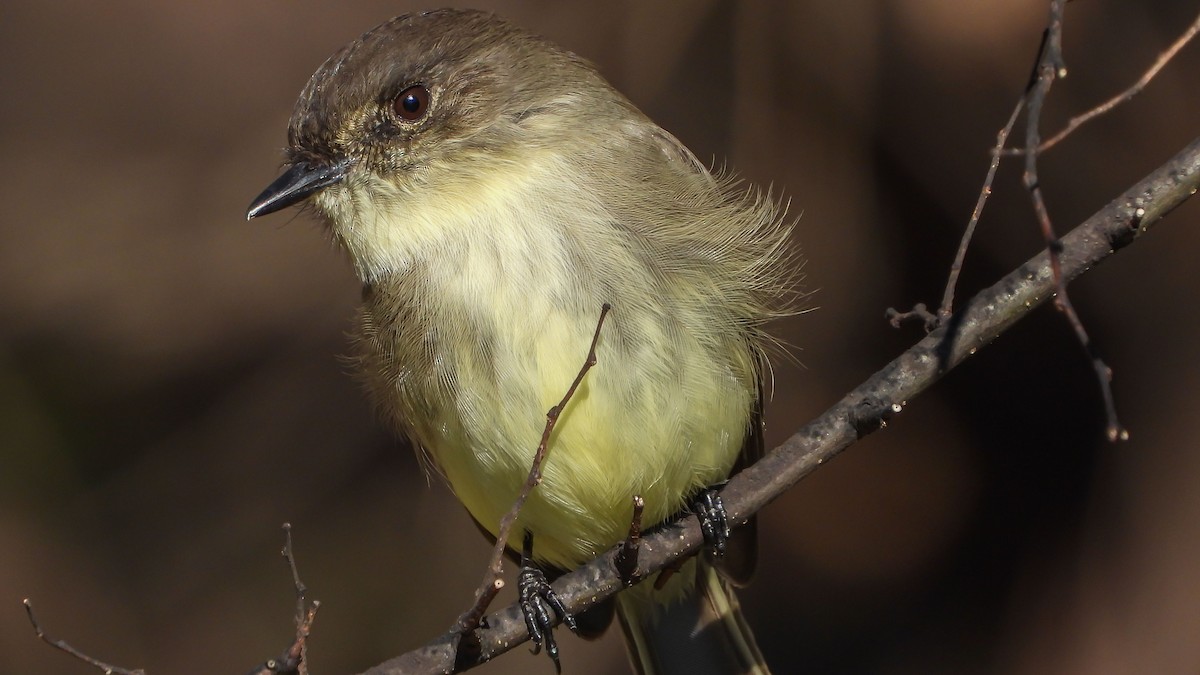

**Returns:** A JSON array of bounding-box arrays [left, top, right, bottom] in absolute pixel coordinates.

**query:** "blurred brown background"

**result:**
[[3, 1, 1199, 673]]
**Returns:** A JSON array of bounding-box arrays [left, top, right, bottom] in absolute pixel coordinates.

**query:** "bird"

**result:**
[[247, 9, 799, 674]]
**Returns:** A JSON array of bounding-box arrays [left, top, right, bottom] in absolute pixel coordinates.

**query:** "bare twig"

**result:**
[[615, 495, 646, 584], [888, 93, 1026, 333], [885, 301, 937, 330], [940, 100, 1027, 325], [23, 599, 145, 675], [282, 522, 308, 612], [898, 0, 1140, 439], [246, 600, 321, 675], [454, 303, 613, 635], [1021, 0, 1128, 441], [1036, 9, 1200, 152], [245, 524, 322, 675], [361, 136, 1200, 674]]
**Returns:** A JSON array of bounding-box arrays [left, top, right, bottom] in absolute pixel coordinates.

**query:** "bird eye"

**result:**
[[393, 85, 430, 121]]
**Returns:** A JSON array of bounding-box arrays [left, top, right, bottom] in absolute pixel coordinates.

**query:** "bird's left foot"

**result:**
[[518, 532, 577, 673], [692, 487, 732, 558]]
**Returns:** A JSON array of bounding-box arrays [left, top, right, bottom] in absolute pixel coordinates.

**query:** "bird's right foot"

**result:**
[[518, 532, 577, 673]]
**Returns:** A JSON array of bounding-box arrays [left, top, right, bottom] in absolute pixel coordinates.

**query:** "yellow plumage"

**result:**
[[334, 138, 792, 569]]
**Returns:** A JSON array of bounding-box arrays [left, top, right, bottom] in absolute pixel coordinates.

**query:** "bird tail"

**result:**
[[616, 561, 771, 675]]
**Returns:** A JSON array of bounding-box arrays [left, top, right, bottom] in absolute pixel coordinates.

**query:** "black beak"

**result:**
[[246, 159, 351, 220]]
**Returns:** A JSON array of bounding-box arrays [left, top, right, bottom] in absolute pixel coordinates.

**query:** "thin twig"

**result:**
[[886, 96, 1026, 331], [282, 523, 308, 617], [889, 23, 1038, 331], [1022, 0, 1127, 441], [454, 303, 613, 634], [940, 100, 1026, 324], [23, 599, 146, 675], [244, 525, 323, 675], [285, 523, 315, 675], [615, 495, 645, 584], [1036, 9, 1200, 152], [246, 600, 321, 675]]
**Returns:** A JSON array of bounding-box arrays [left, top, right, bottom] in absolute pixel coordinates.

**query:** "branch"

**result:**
[[360, 136, 1200, 674]]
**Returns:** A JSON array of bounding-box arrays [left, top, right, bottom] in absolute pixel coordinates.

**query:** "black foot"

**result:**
[[519, 532, 577, 673], [693, 488, 731, 558]]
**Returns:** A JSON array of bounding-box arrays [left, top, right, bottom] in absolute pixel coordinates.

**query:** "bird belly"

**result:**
[[362, 260, 753, 571], [429, 304, 750, 570]]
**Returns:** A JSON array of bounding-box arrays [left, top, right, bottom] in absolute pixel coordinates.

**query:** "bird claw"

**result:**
[[693, 488, 731, 558], [518, 531, 576, 672], [518, 563, 576, 673]]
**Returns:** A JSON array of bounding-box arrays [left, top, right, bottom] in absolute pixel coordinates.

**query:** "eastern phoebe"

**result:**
[[248, 9, 797, 674]]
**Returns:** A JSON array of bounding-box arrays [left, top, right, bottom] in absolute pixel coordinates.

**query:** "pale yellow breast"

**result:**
[[340, 154, 758, 569]]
